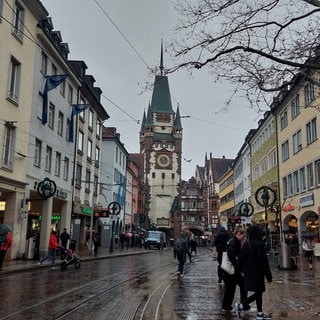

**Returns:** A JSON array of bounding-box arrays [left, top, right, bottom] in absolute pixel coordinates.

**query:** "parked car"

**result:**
[[144, 231, 165, 249]]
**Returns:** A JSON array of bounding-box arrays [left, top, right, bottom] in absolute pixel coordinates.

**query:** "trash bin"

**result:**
[[70, 240, 76, 251], [278, 242, 292, 270]]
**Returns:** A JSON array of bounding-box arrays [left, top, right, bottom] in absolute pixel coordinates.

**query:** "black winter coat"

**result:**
[[226, 236, 242, 274], [214, 231, 230, 252], [238, 239, 272, 293]]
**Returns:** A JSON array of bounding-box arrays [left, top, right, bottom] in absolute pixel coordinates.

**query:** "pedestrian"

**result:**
[[190, 237, 197, 255], [235, 224, 272, 320], [38, 230, 59, 269], [92, 231, 100, 256], [0, 231, 13, 271], [184, 230, 192, 262], [120, 233, 126, 249], [214, 225, 230, 284], [174, 232, 189, 280], [60, 228, 70, 249], [222, 227, 250, 312], [302, 237, 315, 270]]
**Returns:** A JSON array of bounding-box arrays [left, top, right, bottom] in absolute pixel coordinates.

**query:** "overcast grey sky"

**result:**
[[41, 0, 260, 180]]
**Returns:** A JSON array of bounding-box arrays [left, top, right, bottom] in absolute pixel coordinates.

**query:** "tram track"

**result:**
[[0, 258, 177, 320]]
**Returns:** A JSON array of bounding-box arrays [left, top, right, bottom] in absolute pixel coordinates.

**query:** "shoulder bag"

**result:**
[[221, 251, 235, 275]]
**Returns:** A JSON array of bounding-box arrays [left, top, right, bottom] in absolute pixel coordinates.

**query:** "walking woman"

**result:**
[[235, 224, 272, 320]]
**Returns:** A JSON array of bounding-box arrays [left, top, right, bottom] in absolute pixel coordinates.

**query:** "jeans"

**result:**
[[40, 249, 56, 267], [178, 260, 185, 274]]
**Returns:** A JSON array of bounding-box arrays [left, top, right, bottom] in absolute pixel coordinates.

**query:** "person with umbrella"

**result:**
[[0, 225, 13, 271]]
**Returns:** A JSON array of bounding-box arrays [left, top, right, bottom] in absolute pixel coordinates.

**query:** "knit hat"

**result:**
[[218, 226, 225, 231]]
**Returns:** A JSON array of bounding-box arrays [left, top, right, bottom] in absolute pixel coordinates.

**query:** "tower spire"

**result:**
[[160, 39, 164, 76]]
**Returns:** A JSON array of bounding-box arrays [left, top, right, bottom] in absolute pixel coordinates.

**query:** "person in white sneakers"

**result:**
[[235, 225, 272, 320]]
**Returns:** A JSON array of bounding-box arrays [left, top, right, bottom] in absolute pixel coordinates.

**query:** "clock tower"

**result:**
[[140, 43, 182, 236]]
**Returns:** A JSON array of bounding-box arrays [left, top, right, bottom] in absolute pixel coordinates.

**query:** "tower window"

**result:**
[[152, 172, 155, 178], [162, 173, 165, 179]]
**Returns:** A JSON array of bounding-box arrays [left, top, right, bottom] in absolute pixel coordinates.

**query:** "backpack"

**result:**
[[0, 233, 7, 246], [174, 238, 184, 257]]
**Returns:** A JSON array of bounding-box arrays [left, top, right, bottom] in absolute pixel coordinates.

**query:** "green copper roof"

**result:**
[[150, 75, 174, 113]]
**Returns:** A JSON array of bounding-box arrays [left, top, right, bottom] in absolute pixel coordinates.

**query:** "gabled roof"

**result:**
[[211, 157, 234, 182]]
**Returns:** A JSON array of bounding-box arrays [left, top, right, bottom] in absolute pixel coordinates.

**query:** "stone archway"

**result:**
[[300, 210, 319, 235]]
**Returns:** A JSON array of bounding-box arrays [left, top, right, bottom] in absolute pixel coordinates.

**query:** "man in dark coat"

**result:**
[[174, 232, 189, 279], [222, 227, 249, 312], [235, 224, 272, 320], [214, 225, 230, 283]]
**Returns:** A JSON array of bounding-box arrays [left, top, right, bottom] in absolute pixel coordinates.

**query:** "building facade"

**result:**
[[139, 50, 182, 240]]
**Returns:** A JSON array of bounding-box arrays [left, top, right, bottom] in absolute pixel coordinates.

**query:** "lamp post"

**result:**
[[255, 186, 276, 253]]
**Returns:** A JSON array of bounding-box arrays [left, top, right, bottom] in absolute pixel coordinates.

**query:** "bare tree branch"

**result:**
[[169, 0, 320, 109]]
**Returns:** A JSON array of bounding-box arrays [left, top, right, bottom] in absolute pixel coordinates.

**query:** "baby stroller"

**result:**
[[59, 246, 81, 270]]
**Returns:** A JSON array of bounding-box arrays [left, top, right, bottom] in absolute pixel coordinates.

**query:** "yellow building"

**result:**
[[218, 167, 235, 231], [273, 74, 320, 242]]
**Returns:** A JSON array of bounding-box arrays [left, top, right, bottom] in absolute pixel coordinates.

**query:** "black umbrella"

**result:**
[[0, 224, 12, 235], [301, 232, 317, 238]]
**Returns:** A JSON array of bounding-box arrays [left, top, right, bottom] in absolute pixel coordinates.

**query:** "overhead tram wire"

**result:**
[[93, 0, 150, 70]]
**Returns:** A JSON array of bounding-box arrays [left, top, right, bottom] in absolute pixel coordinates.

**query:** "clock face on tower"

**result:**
[[157, 154, 170, 167]]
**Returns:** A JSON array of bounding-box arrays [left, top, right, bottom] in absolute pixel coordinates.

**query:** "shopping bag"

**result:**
[[221, 251, 234, 275]]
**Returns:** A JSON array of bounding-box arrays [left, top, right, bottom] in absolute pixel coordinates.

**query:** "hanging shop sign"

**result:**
[[282, 204, 295, 212], [37, 177, 56, 199]]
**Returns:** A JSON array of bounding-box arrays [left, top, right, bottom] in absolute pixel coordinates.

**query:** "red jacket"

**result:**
[[48, 233, 59, 250], [0, 232, 12, 251]]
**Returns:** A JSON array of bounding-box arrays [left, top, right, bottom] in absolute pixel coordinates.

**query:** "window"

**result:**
[[57, 111, 63, 136], [95, 147, 100, 166], [291, 94, 300, 119], [292, 130, 302, 154], [48, 103, 55, 129], [281, 140, 289, 162], [304, 82, 315, 105], [41, 52, 48, 75], [55, 152, 61, 177], [75, 164, 82, 188], [268, 148, 277, 168], [87, 139, 92, 159], [63, 157, 69, 180], [299, 167, 306, 192], [60, 80, 65, 97], [88, 109, 94, 129], [280, 108, 288, 130], [94, 175, 98, 194], [66, 119, 71, 141], [78, 131, 84, 153], [259, 157, 268, 176], [172, 173, 175, 179], [293, 171, 299, 194], [2, 123, 15, 169], [12, 2, 24, 40], [96, 122, 101, 138], [79, 98, 85, 121], [282, 176, 288, 198], [152, 172, 155, 178], [45, 146, 52, 172], [162, 173, 165, 179], [315, 159, 320, 187], [307, 163, 314, 189], [306, 117, 317, 144], [8, 56, 21, 103], [287, 174, 293, 196], [252, 165, 259, 181], [34, 139, 42, 167], [68, 84, 73, 104], [85, 170, 91, 192]]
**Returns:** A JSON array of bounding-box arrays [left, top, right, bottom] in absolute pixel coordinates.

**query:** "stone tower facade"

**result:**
[[139, 46, 182, 237]]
